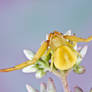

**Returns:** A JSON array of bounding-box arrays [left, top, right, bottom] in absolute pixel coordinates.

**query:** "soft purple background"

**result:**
[[0, 0, 92, 92]]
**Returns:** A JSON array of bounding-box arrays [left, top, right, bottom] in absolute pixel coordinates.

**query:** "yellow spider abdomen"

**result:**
[[54, 46, 77, 70]]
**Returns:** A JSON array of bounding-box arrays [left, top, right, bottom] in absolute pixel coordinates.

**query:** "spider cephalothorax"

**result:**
[[0, 31, 92, 72]]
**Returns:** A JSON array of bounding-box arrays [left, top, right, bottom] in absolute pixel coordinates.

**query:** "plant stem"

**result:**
[[61, 73, 70, 92], [52, 70, 70, 92]]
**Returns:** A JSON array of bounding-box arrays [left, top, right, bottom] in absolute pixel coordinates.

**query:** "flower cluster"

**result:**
[[26, 77, 92, 92], [22, 30, 88, 78], [22, 49, 51, 78], [21, 30, 92, 92], [26, 78, 56, 92]]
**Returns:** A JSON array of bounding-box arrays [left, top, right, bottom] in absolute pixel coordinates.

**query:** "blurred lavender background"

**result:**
[[0, 0, 92, 92]]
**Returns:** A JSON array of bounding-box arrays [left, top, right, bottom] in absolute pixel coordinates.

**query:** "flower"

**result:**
[[22, 30, 89, 78], [73, 45, 88, 74], [21, 30, 92, 92], [22, 49, 50, 79], [64, 30, 88, 74], [26, 77, 56, 92]]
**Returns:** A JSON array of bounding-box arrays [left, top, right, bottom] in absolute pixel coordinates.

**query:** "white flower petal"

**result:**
[[22, 65, 37, 73], [40, 83, 47, 92], [23, 49, 34, 60], [35, 70, 46, 79], [76, 57, 82, 65], [74, 44, 78, 50], [47, 78, 56, 92], [80, 45, 88, 58], [46, 33, 49, 40], [64, 30, 72, 36], [26, 84, 38, 92]]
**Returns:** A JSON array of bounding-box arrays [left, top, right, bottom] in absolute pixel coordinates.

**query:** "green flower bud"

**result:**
[[76, 57, 82, 65], [35, 70, 46, 79], [37, 60, 50, 70], [73, 66, 86, 74], [37, 60, 46, 67], [41, 54, 51, 63]]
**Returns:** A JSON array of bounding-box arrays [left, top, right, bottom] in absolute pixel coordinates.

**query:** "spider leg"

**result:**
[[50, 54, 54, 71], [0, 60, 31, 72], [63, 35, 92, 42], [65, 41, 77, 48], [0, 41, 49, 72]]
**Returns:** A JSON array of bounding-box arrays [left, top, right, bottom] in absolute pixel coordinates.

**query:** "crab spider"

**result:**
[[0, 31, 92, 72]]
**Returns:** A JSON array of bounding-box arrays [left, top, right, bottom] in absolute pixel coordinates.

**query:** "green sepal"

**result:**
[[73, 65, 86, 74]]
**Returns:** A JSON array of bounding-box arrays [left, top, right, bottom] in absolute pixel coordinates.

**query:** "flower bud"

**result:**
[[76, 57, 82, 65], [35, 70, 46, 79], [41, 54, 51, 62], [73, 66, 86, 74]]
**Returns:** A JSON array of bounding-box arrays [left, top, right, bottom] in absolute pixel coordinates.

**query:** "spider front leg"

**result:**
[[0, 41, 49, 72], [50, 53, 54, 71], [63, 35, 92, 42]]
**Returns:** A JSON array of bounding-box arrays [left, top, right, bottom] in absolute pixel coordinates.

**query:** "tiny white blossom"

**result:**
[[22, 65, 37, 73], [26, 84, 38, 92], [47, 78, 56, 92], [40, 83, 47, 92], [79, 45, 88, 58], [75, 46, 88, 65], [46, 33, 49, 40], [24, 49, 34, 60], [26, 78, 56, 92], [35, 70, 46, 79]]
